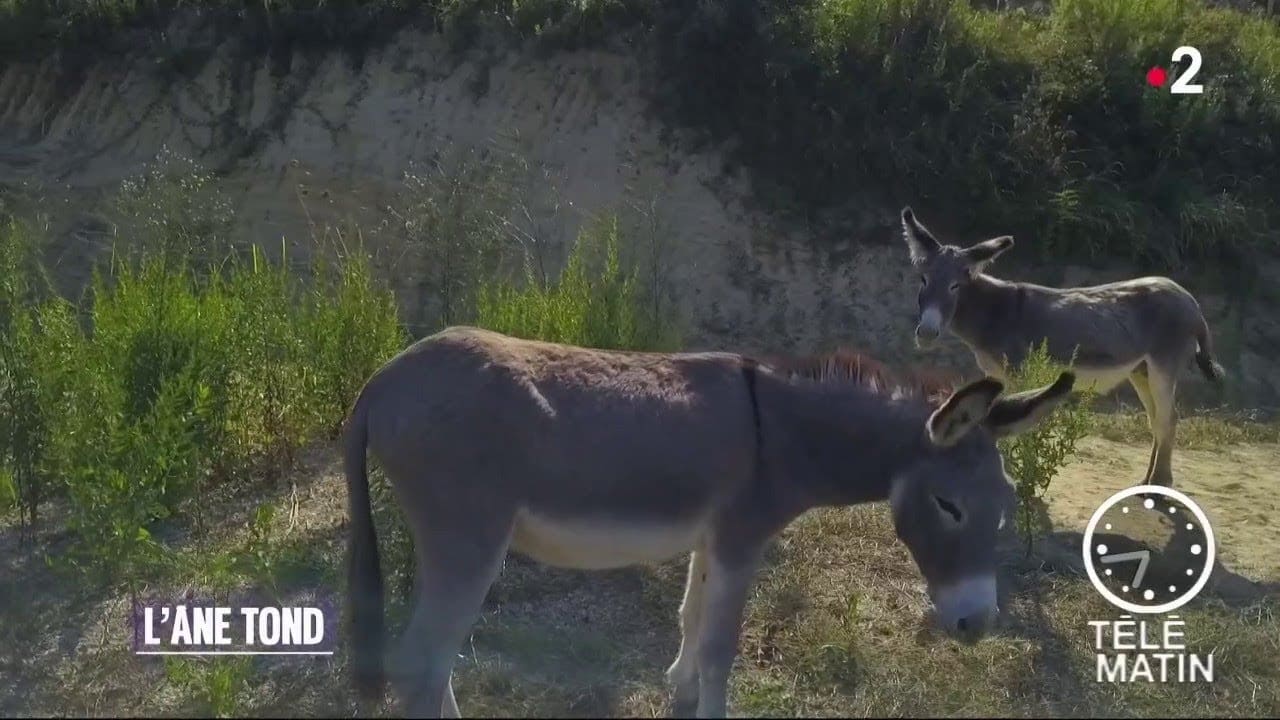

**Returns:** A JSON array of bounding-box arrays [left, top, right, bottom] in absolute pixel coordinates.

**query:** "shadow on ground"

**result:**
[[1021, 496, 1279, 610]]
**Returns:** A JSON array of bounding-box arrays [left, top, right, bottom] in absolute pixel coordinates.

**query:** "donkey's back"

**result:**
[[1018, 274, 1220, 376], [351, 326, 759, 551]]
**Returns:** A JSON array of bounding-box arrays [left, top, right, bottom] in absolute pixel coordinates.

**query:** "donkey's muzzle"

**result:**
[[931, 575, 998, 643], [914, 307, 943, 348], [914, 324, 940, 348]]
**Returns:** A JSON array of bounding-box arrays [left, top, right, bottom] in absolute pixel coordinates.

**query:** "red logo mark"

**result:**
[[1146, 66, 1168, 88]]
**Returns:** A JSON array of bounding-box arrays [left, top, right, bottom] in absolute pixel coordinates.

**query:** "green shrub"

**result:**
[[0, 227, 405, 583], [476, 211, 681, 351], [301, 243, 408, 436], [657, 0, 1280, 272], [0, 216, 56, 528], [13, 297, 104, 520], [218, 245, 311, 472], [0, 150, 410, 587], [52, 258, 230, 578], [995, 341, 1095, 551], [0, 468, 15, 514], [0, 0, 653, 66]]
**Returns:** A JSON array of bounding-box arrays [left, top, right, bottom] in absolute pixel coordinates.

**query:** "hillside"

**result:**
[[3, 0, 1280, 405]]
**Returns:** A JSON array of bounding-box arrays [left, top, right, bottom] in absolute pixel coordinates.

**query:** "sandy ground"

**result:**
[[1047, 436, 1280, 584]]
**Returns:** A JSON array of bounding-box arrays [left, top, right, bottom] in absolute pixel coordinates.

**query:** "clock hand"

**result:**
[[1100, 550, 1152, 589]]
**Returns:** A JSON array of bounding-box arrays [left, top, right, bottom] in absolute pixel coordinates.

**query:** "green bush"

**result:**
[[476, 211, 681, 351], [0, 0, 651, 65], [300, 241, 409, 436], [0, 216, 56, 528], [57, 258, 236, 574], [657, 0, 1280, 271], [0, 221, 406, 583], [995, 341, 1096, 551]]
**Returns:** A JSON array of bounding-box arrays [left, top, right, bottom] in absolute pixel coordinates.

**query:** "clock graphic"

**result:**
[[1082, 485, 1216, 614]]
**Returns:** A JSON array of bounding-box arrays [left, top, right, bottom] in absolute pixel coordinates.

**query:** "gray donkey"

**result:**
[[899, 207, 1225, 489], [343, 325, 1075, 718]]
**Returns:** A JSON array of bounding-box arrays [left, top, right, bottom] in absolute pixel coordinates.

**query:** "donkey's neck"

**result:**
[[757, 374, 932, 509], [951, 273, 1034, 362]]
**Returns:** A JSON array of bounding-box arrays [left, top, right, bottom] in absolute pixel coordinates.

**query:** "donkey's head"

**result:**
[[890, 370, 1074, 643], [899, 206, 1014, 348]]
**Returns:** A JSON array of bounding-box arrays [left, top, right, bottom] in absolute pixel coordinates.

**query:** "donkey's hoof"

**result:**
[[670, 696, 699, 719], [1137, 483, 1176, 510]]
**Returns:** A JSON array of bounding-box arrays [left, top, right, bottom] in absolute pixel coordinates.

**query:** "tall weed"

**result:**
[[2, 233, 405, 583], [996, 341, 1096, 552], [477, 211, 681, 351], [0, 216, 56, 529], [301, 237, 408, 436]]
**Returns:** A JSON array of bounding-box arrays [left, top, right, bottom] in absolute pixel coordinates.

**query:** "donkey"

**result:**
[[899, 206, 1226, 489], [342, 325, 1075, 718]]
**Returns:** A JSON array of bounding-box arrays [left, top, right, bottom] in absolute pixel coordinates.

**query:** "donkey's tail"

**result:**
[[1194, 312, 1226, 384], [344, 385, 384, 701]]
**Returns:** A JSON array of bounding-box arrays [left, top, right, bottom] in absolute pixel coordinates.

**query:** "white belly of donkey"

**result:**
[[975, 349, 1138, 395], [1070, 361, 1143, 394], [510, 509, 704, 570]]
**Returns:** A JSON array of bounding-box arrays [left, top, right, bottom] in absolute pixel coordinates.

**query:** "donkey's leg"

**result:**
[[1145, 363, 1181, 488], [695, 547, 763, 719], [1128, 368, 1159, 484], [667, 547, 708, 717], [442, 678, 461, 719], [393, 521, 512, 719]]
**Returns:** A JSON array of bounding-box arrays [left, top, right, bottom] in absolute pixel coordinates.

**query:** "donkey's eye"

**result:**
[[949, 282, 961, 292], [933, 495, 965, 525]]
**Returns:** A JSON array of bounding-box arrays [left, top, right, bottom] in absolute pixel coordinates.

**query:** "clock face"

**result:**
[[1082, 485, 1216, 615]]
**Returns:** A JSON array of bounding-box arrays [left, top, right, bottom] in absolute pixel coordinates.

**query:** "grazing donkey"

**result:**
[[342, 326, 1075, 718], [899, 207, 1226, 489]]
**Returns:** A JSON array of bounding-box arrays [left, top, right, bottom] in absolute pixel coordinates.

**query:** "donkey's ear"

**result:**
[[962, 236, 1014, 270], [927, 377, 1004, 447], [901, 206, 942, 266], [985, 371, 1075, 438]]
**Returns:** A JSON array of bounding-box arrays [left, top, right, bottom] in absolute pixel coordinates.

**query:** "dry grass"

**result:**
[[2, 427, 1278, 718], [1090, 409, 1280, 450]]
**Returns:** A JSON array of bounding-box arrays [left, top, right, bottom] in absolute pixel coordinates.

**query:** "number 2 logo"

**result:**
[[1170, 46, 1203, 95]]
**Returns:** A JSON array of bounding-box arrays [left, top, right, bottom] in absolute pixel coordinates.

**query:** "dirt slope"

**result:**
[[3, 27, 1279, 406]]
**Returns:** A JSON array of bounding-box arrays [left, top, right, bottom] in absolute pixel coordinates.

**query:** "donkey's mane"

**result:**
[[759, 347, 961, 407]]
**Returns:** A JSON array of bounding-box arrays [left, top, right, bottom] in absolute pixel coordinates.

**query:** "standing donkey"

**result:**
[[898, 207, 1226, 489], [343, 325, 1075, 718]]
